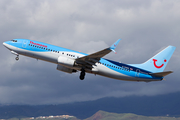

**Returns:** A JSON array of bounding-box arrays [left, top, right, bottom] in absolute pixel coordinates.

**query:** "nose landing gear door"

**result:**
[[22, 40, 28, 48]]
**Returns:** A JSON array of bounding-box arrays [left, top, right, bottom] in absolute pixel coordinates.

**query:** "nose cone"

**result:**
[[3, 42, 6, 46], [3, 41, 10, 50], [3, 42, 8, 47]]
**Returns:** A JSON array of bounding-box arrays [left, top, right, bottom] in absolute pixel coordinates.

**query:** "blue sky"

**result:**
[[0, 0, 180, 105]]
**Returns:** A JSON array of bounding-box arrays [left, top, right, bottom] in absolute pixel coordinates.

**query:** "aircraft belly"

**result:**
[[96, 65, 160, 82], [27, 51, 58, 63], [12, 47, 58, 64], [97, 65, 132, 80]]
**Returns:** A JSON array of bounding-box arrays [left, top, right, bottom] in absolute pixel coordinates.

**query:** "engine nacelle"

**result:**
[[57, 56, 75, 67], [57, 64, 77, 73]]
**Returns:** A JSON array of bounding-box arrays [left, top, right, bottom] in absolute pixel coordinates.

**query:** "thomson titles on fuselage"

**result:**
[[30, 41, 47, 48]]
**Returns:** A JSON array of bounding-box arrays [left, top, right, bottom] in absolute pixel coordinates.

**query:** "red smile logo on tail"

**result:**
[[153, 59, 167, 68]]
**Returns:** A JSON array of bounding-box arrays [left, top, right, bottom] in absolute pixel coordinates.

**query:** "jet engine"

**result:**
[[57, 64, 77, 73], [57, 56, 75, 67]]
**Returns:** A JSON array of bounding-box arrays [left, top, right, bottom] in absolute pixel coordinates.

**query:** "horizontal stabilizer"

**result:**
[[149, 71, 173, 77]]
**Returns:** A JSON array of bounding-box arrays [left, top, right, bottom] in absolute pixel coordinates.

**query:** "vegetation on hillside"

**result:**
[[85, 110, 180, 120]]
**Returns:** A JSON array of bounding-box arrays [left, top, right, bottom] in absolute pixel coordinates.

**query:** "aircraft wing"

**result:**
[[75, 39, 121, 69]]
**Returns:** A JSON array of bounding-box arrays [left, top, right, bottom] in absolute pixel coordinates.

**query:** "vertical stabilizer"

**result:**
[[130, 46, 176, 73]]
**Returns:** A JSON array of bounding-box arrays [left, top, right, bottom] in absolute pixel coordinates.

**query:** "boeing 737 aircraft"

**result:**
[[3, 39, 176, 82]]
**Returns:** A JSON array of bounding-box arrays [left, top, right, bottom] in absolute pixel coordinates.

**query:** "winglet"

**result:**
[[110, 39, 121, 53]]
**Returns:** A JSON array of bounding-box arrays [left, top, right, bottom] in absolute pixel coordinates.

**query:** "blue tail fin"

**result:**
[[130, 46, 176, 73]]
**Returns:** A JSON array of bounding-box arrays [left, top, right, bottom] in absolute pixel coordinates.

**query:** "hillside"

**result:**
[[1, 92, 180, 119], [4, 111, 180, 120], [85, 110, 180, 120]]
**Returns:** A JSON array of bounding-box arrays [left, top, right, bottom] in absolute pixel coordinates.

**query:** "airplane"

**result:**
[[3, 39, 176, 82]]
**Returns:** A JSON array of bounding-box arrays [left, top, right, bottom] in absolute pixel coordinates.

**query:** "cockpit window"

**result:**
[[11, 40, 17, 42]]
